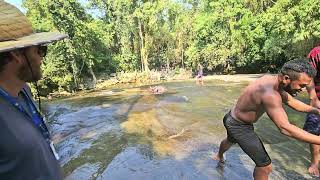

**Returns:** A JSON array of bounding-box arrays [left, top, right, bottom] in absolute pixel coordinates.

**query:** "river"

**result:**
[[44, 79, 313, 180]]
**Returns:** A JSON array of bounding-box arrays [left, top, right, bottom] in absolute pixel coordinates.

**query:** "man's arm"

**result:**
[[307, 79, 320, 108], [263, 92, 320, 145], [282, 90, 320, 115]]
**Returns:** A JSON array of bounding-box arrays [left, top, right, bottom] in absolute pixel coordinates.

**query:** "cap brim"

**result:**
[[0, 31, 68, 53]]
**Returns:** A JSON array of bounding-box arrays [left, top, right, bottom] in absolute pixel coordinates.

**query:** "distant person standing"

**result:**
[[0, 2, 67, 179], [196, 63, 204, 85]]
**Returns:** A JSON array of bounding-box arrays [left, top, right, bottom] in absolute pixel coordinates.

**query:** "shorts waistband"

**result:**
[[227, 110, 251, 125]]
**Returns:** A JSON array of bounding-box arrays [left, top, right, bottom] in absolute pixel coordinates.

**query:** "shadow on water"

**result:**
[[59, 90, 145, 176], [43, 80, 315, 180]]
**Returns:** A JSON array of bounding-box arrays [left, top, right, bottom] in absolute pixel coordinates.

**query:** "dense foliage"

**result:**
[[21, 0, 320, 93]]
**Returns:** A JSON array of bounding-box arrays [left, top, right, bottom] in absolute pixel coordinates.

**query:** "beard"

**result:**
[[283, 85, 299, 97], [17, 62, 42, 82]]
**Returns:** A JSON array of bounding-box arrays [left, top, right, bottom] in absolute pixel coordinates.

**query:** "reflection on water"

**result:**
[[44, 80, 313, 180]]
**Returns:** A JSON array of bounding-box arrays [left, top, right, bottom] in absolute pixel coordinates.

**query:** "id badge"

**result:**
[[50, 141, 60, 160]]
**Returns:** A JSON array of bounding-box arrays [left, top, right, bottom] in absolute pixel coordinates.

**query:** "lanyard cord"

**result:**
[[21, 89, 51, 140], [21, 54, 51, 140], [23, 53, 42, 111], [0, 87, 50, 140]]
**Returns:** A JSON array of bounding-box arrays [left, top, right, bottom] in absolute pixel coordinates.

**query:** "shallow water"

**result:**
[[44, 80, 314, 180]]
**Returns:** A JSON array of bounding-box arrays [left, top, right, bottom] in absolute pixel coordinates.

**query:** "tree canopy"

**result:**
[[21, 0, 320, 93]]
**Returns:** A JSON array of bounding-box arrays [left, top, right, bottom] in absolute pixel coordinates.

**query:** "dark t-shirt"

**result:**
[[0, 87, 62, 180]]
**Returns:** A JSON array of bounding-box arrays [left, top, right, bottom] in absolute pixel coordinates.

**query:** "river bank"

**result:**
[[46, 74, 266, 100], [201, 74, 264, 82]]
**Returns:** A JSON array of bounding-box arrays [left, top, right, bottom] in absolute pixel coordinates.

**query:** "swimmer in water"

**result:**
[[149, 86, 167, 94]]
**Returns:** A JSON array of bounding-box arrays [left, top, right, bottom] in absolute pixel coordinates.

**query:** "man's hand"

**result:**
[[283, 91, 320, 114], [307, 79, 320, 108], [310, 107, 320, 116], [310, 98, 320, 109]]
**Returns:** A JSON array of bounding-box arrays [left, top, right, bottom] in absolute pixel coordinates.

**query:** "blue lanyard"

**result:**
[[0, 87, 51, 141]]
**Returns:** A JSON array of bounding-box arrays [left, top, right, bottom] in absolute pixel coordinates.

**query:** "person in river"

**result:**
[[196, 63, 204, 85], [213, 58, 320, 180], [149, 85, 167, 94], [303, 46, 320, 177], [0, 2, 67, 179]]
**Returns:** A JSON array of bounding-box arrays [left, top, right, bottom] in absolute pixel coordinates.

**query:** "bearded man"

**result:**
[[0, 2, 67, 179], [214, 59, 320, 180]]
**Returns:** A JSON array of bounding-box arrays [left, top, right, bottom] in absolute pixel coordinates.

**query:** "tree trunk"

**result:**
[[181, 50, 184, 68], [178, 32, 184, 68], [70, 59, 79, 90], [88, 66, 97, 88], [166, 56, 170, 72], [138, 18, 149, 71]]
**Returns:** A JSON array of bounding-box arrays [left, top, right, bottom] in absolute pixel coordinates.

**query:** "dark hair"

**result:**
[[0, 52, 11, 72], [280, 58, 316, 80]]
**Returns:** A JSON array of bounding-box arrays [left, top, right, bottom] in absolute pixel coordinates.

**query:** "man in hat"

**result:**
[[0, 1, 67, 179]]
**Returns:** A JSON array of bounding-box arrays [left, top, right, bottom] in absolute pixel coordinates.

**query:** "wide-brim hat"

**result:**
[[0, 1, 68, 53]]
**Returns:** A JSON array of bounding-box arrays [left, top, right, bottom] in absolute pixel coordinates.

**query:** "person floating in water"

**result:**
[[213, 59, 320, 180], [149, 86, 167, 94], [196, 63, 204, 85]]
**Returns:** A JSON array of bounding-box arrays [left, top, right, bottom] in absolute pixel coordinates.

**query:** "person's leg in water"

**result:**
[[199, 76, 204, 86], [213, 112, 236, 166], [220, 112, 272, 179], [196, 75, 200, 85], [237, 132, 272, 180], [213, 138, 234, 166], [303, 113, 320, 177], [308, 144, 319, 177], [214, 137, 273, 180], [253, 164, 272, 180], [214, 139, 273, 180], [196, 76, 204, 86]]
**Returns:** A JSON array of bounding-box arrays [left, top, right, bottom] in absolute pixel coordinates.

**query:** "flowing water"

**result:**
[[44, 80, 314, 180]]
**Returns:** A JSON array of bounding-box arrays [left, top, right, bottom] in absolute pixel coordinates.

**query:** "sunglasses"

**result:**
[[38, 46, 48, 57]]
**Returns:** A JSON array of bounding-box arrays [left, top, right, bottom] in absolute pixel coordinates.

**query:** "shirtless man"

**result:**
[[214, 58, 320, 180]]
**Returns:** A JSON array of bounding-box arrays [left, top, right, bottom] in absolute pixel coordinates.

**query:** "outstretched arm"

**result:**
[[307, 79, 320, 108], [263, 92, 320, 145], [282, 91, 320, 115]]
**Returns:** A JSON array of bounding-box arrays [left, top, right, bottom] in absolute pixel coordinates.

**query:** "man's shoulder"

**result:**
[[251, 76, 278, 95], [260, 88, 282, 104], [253, 74, 276, 86]]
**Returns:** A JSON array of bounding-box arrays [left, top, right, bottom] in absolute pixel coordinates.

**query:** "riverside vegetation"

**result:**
[[20, 0, 320, 95]]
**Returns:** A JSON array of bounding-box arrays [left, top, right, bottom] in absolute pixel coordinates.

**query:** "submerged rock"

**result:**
[[161, 95, 190, 103]]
